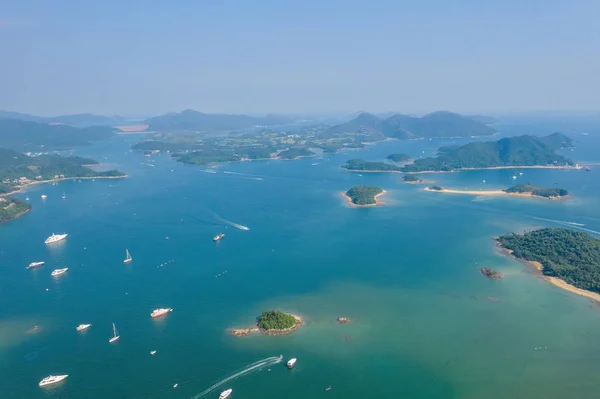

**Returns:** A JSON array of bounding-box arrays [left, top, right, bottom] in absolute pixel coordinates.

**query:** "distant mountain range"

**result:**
[[144, 109, 295, 131], [0, 119, 115, 150], [329, 111, 497, 139], [0, 110, 131, 127]]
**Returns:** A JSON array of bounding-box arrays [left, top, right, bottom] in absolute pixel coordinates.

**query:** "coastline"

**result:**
[[1, 175, 128, 197], [424, 187, 570, 200], [342, 190, 387, 208], [229, 314, 303, 337], [496, 240, 600, 303]]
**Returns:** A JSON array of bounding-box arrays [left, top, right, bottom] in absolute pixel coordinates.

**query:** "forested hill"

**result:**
[[328, 111, 496, 139], [497, 228, 600, 293], [0, 119, 115, 150], [402, 133, 574, 172]]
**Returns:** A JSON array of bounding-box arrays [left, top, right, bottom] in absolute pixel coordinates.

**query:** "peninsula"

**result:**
[[343, 186, 386, 207], [496, 228, 600, 302], [424, 183, 570, 199], [344, 133, 578, 174], [0, 197, 31, 223], [229, 310, 303, 337], [386, 153, 411, 163]]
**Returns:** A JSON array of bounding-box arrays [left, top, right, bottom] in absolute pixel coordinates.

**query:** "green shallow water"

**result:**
[[1, 129, 600, 398]]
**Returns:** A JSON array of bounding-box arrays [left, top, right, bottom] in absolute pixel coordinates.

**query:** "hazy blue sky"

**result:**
[[1, 0, 599, 116]]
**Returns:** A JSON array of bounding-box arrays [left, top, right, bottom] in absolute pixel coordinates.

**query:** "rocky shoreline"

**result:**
[[336, 317, 351, 324], [229, 314, 303, 337]]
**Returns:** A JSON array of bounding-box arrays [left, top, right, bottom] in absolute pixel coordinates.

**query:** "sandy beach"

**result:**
[[342, 190, 387, 207], [497, 244, 600, 303], [424, 187, 570, 200]]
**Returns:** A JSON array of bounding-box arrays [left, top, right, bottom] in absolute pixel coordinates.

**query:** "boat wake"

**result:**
[[190, 355, 282, 398], [530, 216, 600, 235]]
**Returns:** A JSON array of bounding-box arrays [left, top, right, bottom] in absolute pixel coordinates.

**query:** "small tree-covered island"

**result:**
[[497, 228, 600, 301], [343, 185, 386, 207], [229, 310, 303, 337], [480, 268, 503, 279]]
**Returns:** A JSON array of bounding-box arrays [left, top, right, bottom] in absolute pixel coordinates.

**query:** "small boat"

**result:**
[[41, 194, 47, 199], [173, 383, 178, 388], [51, 268, 68, 277], [325, 386, 332, 391], [287, 358, 297, 369], [39, 375, 68, 387], [61, 192, 66, 199], [219, 388, 233, 399], [45, 233, 68, 244], [76, 324, 91, 332], [123, 249, 132, 263], [150, 350, 157, 355], [150, 308, 173, 318], [511, 175, 517, 180], [109, 322, 120, 343], [213, 233, 225, 242], [25, 196, 30, 201], [27, 261, 45, 269]]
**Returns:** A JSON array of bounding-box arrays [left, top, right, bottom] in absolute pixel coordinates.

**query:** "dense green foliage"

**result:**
[[0, 119, 114, 150], [386, 153, 411, 162], [328, 111, 496, 139], [504, 183, 569, 198], [345, 185, 383, 205], [428, 185, 443, 191], [145, 109, 292, 131], [278, 147, 315, 159], [497, 228, 600, 293], [402, 174, 421, 182], [342, 159, 402, 171], [0, 197, 31, 223], [257, 310, 296, 330], [0, 147, 124, 190], [402, 134, 573, 172]]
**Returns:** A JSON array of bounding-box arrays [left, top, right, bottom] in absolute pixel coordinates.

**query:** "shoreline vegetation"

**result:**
[[229, 311, 303, 337], [424, 184, 570, 200], [496, 228, 600, 303], [343, 186, 386, 207], [1, 175, 128, 198]]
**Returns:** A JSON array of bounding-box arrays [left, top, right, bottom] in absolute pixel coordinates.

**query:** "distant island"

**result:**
[[0, 148, 126, 223], [480, 268, 503, 279], [424, 183, 570, 200], [401, 175, 433, 184], [386, 153, 411, 163], [343, 133, 578, 174], [133, 111, 495, 165], [343, 186, 386, 207], [229, 310, 303, 337], [496, 228, 600, 302]]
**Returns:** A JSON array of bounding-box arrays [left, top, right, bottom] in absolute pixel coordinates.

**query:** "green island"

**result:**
[[503, 183, 569, 198], [386, 153, 411, 162], [480, 268, 503, 279], [0, 197, 31, 223], [402, 175, 424, 183], [343, 133, 577, 173], [132, 111, 495, 165], [497, 228, 600, 299], [344, 185, 385, 206], [0, 147, 126, 223], [229, 310, 303, 336], [428, 185, 444, 191]]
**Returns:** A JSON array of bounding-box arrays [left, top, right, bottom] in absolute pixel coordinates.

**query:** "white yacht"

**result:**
[[213, 233, 225, 242], [123, 249, 132, 263], [76, 324, 91, 332], [27, 261, 45, 269], [45, 233, 68, 244], [109, 323, 120, 343], [41, 194, 47, 199], [219, 389, 232, 399], [150, 308, 173, 318], [150, 350, 157, 355], [287, 358, 297, 369], [39, 375, 68, 387], [51, 268, 68, 277]]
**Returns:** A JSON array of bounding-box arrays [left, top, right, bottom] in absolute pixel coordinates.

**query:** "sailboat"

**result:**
[[61, 192, 66, 199], [123, 249, 132, 264], [109, 323, 120, 343]]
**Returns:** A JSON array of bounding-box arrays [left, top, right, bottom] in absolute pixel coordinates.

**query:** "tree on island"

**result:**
[[402, 175, 421, 182], [346, 185, 383, 205], [497, 228, 600, 293], [257, 310, 296, 330], [503, 183, 568, 198], [429, 185, 443, 191]]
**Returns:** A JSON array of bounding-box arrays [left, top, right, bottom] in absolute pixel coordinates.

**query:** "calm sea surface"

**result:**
[[1, 125, 600, 399]]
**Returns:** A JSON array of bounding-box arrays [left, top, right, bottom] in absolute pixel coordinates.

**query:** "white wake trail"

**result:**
[[190, 356, 282, 398]]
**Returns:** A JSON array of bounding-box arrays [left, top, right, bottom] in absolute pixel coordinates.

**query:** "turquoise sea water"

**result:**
[[1, 127, 600, 398]]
